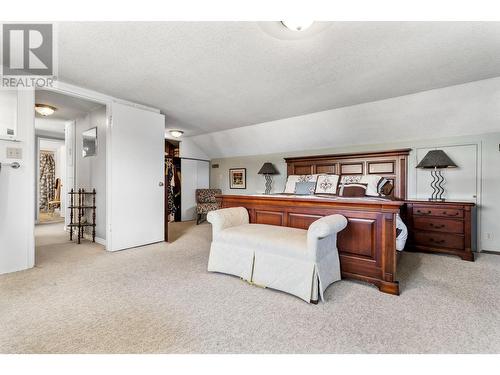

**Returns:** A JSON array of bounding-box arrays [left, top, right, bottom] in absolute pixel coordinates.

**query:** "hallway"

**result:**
[[35, 223, 104, 266]]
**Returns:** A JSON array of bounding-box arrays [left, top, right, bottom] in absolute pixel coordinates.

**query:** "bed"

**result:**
[[216, 149, 411, 295]]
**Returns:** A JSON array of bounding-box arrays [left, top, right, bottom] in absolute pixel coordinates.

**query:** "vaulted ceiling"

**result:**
[[57, 22, 500, 136]]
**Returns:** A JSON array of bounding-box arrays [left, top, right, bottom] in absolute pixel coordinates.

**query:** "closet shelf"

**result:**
[[68, 205, 96, 209]]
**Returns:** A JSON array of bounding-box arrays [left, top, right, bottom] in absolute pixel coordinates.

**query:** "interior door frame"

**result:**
[[34, 82, 161, 253], [35, 134, 65, 224], [413, 141, 482, 251]]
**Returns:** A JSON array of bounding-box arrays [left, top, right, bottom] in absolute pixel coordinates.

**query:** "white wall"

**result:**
[[0, 90, 18, 140], [34, 118, 66, 137], [0, 89, 35, 274], [210, 132, 500, 252], [74, 106, 107, 240]]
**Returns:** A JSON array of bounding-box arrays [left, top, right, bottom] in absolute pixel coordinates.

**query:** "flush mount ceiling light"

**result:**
[[169, 130, 184, 138], [35, 104, 57, 116], [281, 20, 314, 32]]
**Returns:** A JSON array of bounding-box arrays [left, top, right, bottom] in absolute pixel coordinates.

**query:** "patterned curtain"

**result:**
[[39, 152, 56, 211]]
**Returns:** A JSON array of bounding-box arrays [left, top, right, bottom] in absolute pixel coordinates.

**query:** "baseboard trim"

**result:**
[[480, 250, 500, 255], [66, 228, 106, 248]]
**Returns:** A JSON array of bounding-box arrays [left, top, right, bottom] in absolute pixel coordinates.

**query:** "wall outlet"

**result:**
[[486, 233, 494, 240], [6, 147, 22, 159]]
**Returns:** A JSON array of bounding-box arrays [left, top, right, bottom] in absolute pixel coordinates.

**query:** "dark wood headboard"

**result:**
[[284, 148, 411, 200]]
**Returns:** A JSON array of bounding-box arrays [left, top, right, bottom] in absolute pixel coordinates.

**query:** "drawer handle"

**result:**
[[430, 238, 445, 244], [429, 223, 445, 229], [443, 211, 459, 216], [417, 210, 432, 215]]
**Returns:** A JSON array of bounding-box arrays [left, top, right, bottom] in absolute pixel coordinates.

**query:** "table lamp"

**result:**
[[416, 150, 457, 201], [258, 162, 279, 194]]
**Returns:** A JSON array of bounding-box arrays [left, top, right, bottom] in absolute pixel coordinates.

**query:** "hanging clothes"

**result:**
[[166, 158, 177, 222], [39, 151, 56, 211]]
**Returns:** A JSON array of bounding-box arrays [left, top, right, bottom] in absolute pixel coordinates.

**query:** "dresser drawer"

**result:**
[[414, 231, 464, 250], [413, 206, 463, 218], [413, 217, 463, 234]]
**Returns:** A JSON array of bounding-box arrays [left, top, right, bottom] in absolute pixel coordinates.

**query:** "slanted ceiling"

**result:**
[[189, 77, 500, 159], [58, 22, 500, 137]]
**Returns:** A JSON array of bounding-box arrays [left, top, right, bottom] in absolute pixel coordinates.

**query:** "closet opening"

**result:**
[[165, 139, 181, 241]]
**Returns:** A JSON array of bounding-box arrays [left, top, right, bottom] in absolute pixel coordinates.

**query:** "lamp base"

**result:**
[[264, 175, 272, 195], [429, 168, 447, 201], [428, 198, 446, 202]]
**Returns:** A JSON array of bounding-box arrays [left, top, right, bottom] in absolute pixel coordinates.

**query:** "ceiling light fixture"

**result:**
[[35, 104, 57, 116], [169, 130, 184, 138], [281, 20, 314, 32]]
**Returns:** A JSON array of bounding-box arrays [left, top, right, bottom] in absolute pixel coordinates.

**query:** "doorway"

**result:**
[[34, 89, 107, 264], [37, 137, 65, 224], [165, 139, 181, 241]]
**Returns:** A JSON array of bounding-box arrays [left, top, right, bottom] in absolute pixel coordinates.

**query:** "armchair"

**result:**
[[195, 189, 222, 224]]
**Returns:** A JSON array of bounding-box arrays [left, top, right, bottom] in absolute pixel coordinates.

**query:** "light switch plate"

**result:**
[[6, 147, 22, 159]]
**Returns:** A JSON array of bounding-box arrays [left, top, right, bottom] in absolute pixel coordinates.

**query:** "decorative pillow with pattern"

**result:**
[[340, 175, 362, 184], [294, 181, 317, 195], [338, 183, 368, 197], [315, 174, 340, 195], [378, 178, 394, 196]]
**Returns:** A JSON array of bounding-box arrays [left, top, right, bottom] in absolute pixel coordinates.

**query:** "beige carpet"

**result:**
[[38, 210, 64, 224], [0, 222, 499, 354]]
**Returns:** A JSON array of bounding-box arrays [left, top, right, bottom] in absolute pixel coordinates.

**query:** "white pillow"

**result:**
[[283, 174, 321, 193], [284, 175, 301, 193], [360, 175, 383, 197]]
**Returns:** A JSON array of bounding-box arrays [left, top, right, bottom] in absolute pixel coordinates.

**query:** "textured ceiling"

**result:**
[[35, 90, 103, 120], [57, 22, 500, 136]]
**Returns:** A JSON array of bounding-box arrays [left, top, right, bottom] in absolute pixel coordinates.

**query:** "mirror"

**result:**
[[82, 127, 97, 157], [0, 90, 17, 140]]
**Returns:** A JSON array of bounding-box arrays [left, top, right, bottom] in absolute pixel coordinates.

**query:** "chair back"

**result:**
[[196, 189, 221, 204], [54, 178, 61, 201]]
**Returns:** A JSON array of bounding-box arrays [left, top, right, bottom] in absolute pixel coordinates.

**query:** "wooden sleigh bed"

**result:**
[[216, 149, 411, 295]]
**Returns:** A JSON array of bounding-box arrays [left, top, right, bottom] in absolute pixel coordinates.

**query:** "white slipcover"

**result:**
[[207, 207, 348, 303], [396, 214, 408, 251]]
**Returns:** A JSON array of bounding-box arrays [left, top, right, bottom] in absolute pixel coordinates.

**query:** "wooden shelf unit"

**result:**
[[68, 188, 96, 244]]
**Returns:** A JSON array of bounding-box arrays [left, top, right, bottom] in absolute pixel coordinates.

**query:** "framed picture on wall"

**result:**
[[229, 168, 246, 189]]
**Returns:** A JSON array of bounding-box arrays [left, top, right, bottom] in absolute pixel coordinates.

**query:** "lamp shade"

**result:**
[[258, 162, 279, 175], [416, 150, 457, 169]]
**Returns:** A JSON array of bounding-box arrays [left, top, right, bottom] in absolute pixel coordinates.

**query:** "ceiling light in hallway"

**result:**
[[35, 104, 57, 116], [169, 130, 184, 138]]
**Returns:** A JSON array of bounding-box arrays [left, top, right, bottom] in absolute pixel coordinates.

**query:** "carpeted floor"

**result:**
[[0, 222, 499, 354]]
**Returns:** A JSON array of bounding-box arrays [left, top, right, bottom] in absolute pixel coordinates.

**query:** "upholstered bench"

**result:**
[[207, 207, 348, 303]]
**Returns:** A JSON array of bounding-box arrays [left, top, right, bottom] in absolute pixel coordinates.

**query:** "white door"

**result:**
[[108, 103, 165, 251], [415, 144, 478, 202]]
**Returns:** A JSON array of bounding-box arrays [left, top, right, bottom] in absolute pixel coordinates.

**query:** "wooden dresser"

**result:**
[[404, 200, 475, 261]]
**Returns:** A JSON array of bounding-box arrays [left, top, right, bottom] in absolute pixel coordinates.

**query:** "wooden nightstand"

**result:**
[[404, 200, 475, 261]]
